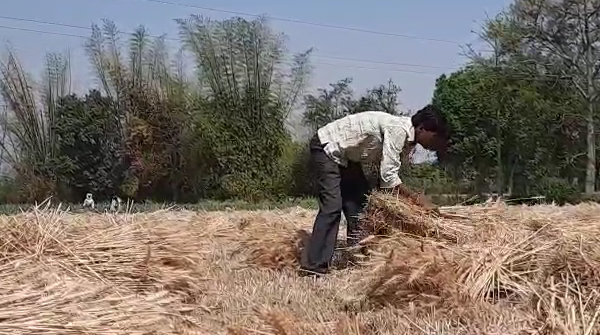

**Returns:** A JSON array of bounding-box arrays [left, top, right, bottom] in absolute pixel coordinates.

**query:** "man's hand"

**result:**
[[390, 184, 415, 199], [391, 184, 440, 215], [390, 184, 421, 203], [414, 193, 440, 215]]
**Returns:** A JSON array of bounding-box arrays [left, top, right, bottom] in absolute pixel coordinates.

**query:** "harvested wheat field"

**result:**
[[0, 194, 599, 335]]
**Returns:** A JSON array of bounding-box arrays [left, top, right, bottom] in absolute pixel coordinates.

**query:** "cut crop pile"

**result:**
[[241, 192, 600, 334], [349, 192, 600, 334], [0, 197, 599, 334]]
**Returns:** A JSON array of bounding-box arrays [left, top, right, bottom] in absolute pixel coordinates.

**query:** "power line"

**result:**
[[0, 24, 443, 75], [0, 18, 576, 82], [0, 15, 461, 70], [0, 15, 180, 42], [314, 55, 460, 70], [0, 24, 89, 39], [314, 62, 439, 75], [132, 0, 464, 45]]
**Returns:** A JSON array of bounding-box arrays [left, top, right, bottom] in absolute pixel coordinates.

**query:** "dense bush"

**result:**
[[533, 177, 581, 205], [0, 17, 315, 203], [52, 90, 125, 202]]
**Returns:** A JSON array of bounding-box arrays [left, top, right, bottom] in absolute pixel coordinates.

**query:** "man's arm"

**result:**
[[379, 126, 439, 213], [378, 125, 407, 189]]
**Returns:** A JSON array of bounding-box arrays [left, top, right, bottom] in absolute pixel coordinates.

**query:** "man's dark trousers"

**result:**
[[301, 134, 371, 274]]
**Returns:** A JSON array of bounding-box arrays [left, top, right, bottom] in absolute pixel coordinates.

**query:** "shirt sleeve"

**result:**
[[379, 125, 408, 188]]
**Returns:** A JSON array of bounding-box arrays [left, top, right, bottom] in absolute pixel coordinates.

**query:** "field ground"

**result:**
[[0, 192, 556, 215], [0, 195, 599, 334], [0, 197, 319, 215]]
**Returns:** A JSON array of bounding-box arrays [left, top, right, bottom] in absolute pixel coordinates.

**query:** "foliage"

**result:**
[[433, 8, 589, 198], [503, 0, 600, 193], [4, 6, 600, 205], [277, 140, 316, 197], [52, 90, 124, 201], [86, 20, 192, 201], [533, 177, 581, 205], [302, 78, 404, 132], [303, 78, 356, 132], [355, 79, 403, 115], [177, 15, 312, 200], [0, 49, 72, 201], [403, 163, 458, 195], [433, 63, 583, 196]]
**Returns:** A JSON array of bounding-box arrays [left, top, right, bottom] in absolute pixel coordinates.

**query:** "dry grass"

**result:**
[[0, 194, 599, 334]]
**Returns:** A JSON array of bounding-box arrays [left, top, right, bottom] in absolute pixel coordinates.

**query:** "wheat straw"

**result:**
[[0, 196, 599, 334]]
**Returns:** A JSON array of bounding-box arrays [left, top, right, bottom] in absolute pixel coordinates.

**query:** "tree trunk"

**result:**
[[585, 99, 596, 194], [507, 165, 514, 196], [585, 13, 596, 195], [496, 108, 504, 195]]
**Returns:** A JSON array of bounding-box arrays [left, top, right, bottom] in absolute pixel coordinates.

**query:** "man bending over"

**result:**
[[300, 104, 449, 276]]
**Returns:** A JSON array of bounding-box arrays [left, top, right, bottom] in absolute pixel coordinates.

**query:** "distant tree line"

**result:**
[[1, 0, 599, 205]]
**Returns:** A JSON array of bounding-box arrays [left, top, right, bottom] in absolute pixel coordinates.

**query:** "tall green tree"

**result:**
[[176, 15, 312, 200], [507, 0, 600, 194], [53, 90, 124, 201], [433, 61, 582, 197], [85, 19, 191, 200], [0, 49, 70, 201], [433, 66, 499, 194], [432, 8, 588, 200]]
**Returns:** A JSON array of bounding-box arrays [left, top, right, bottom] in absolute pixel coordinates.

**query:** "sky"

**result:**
[[1, 0, 511, 148]]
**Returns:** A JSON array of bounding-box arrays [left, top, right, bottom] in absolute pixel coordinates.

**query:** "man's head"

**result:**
[[411, 104, 449, 154]]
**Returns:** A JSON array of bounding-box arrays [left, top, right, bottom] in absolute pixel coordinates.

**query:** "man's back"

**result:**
[[317, 111, 414, 166]]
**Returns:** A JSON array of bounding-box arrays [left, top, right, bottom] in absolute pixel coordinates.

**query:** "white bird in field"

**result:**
[[83, 193, 95, 209], [110, 195, 122, 212]]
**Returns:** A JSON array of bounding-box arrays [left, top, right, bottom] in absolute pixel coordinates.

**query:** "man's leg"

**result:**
[[340, 162, 371, 248], [300, 137, 343, 274]]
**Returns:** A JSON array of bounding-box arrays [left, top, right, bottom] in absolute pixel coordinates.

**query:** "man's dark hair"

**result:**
[[411, 104, 448, 135], [411, 104, 450, 155]]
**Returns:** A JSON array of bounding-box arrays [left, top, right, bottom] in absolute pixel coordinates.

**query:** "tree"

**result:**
[[432, 8, 589, 199], [508, 0, 600, 194], [0, 49, 71, 201], [53, 90, 124, 201], [354, 79, 403, 115], [303, 78, 356, 132], [433, 67, 500, 194], [177, 15, 312, 200], [433, 60, 583, 198], [302, 78, 403, 132], [86, 20, 191, 201]]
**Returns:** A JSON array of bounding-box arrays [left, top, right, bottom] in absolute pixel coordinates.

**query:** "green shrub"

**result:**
[[52, 90, 125, 202], [534, 177, 580, 205], [277, 140, 315, 197]]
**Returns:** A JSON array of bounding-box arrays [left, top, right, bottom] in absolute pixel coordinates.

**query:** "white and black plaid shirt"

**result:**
[[317, 111, 415, 189]]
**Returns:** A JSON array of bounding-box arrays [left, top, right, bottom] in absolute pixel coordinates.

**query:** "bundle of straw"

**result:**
[[239, 226, 310, 270], [349, 193, 600, 333], [359, 192, 475, 243]]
